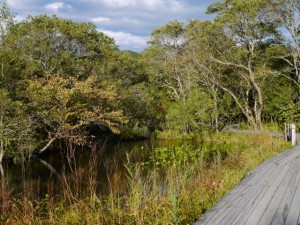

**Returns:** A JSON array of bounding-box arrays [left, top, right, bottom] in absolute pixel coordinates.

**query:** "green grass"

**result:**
[[238, 121, 284, 132], [155, 130, 202, 140], [0, 133, 291, 225]]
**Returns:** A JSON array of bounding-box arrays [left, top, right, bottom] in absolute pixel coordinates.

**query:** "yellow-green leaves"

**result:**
[[25, 76, 127, 150]]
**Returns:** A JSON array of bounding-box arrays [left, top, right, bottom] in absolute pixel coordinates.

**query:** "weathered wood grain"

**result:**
[[194, 145, 300, 225]]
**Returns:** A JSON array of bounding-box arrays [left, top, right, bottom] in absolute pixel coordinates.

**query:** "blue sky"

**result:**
[[7, 0, 217, 52]]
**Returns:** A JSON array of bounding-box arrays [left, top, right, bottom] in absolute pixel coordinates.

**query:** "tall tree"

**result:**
[[5, 15, 116, 80], [143, 21, 195, 101], [205, 0, 278, 130], [3, 15, 128, 154], [183, 20, 230, 130], [0, 0, 15, 163], [24, 76, 127, 153], [262, 0, 300, 89]]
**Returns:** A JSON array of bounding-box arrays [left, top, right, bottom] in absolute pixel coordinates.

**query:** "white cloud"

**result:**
[[100, 29, 148, 51], [45, 2, 72, 13], [7, 0, 37, 9], [7, 0, 24, 8], [91, 17, 110, 24], [142, 0, 163, 9], [7, 0, 213, 51], [170, 1, 186, 12], [101, 0, 137, 8]]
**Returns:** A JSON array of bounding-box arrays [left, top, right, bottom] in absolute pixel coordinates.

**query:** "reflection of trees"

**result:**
[[0, 164, 3, 178], [40, 159, 57, 174], [104, 153, 124, 195], [0, 163, 10, 217]]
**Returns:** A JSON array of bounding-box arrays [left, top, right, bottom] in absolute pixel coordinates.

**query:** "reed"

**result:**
[[0, 133, 291, 225]]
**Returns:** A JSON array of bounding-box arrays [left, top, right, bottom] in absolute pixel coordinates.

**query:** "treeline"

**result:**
[[0, 0, 299, 161]]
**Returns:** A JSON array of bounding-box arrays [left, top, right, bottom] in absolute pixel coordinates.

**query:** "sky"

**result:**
[[6, 0, 217, 52]]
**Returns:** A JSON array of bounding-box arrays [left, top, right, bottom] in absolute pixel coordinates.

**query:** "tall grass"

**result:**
[[0, 133, 291, 225]]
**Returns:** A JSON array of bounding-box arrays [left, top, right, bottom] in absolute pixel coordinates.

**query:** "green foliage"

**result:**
[[263, 76, 297, 121], [147, 145, 200, 168], [0, 0, 298, 159], [0, 89, 33, 159], [23, 76, 127, 150], [148, 20, 184, 48], [121, 50, 140, 58], [1, 133, 290, 224], [146, 136, 236, 170], [165, 89, 214, 132], [279, 101, 300, 124], [5, 14, 116, 80]]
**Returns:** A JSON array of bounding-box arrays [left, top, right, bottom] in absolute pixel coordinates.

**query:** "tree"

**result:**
[[204, 0, 278, 130], [143, 21, 196, 101], [23, 76, 127, 153], [165, 89, 214, 132], [0, 90, 32, 163], [0, 14, 130, 154], [183, 20, 231, 130], [5, 15, 116, 80], [0, 0, 14, 43], [262, 0, 300, 88], [0, 0, 16, 163]]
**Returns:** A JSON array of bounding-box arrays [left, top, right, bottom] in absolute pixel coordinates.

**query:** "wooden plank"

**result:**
[[214, 185, 261, 225], [270, 163, 291, 186], [194, 146, 300, 225], [230, 185, 270, 224], [257, 185, 287, 225], [244, 185, 279, 225], [283, 186, 300, 225], [271, 186, 296, 225], [197, 158, 288, 224], [254, 163, 285, 186], [194, 185, 252, 225], [280, 160, 300, 186], [200, 185, 254, 225], [270, 160, 300, 225], [288, 161, 300, 187]]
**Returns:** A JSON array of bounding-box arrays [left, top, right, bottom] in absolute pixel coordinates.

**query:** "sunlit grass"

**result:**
[[0, 133, 291, 224]]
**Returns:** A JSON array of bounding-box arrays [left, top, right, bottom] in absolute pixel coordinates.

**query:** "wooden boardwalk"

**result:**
[[194, 144, 300, 225]]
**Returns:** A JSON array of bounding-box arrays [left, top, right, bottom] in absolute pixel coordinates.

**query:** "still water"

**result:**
[[2, 138, 202, 198]]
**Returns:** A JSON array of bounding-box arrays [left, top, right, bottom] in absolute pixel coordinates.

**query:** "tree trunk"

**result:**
[[39, 137, 56, 154], [245, 106, 263, 131], [0, 163, 3, 178], [0, 114, 4, 164], [212, 88, 219, 130], [0, 60, 4, 164]]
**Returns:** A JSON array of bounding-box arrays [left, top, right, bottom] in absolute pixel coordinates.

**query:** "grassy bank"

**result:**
[[0, 133, 290, 224]]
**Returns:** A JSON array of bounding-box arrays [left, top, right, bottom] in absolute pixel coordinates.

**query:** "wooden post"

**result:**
[[290, 124, 296, 146], [285, 123, 287, 141]]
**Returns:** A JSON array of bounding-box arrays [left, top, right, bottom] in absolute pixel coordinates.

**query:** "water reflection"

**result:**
[[4, 138, 202, 198]]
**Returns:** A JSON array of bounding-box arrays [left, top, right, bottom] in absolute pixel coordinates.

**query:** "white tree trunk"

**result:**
[[39, 137, 56, 154]]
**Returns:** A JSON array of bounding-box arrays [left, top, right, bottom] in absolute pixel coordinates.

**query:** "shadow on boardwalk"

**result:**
[[194, 137, 300, 225]]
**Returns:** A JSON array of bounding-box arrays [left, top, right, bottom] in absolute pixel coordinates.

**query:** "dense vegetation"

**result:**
[[0, 133, 290, 224], [0, 0, 298, 223], [0, 0, 299, 161]]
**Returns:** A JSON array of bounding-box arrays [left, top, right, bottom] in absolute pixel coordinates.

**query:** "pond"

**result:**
[[1, 138, 203, 198]]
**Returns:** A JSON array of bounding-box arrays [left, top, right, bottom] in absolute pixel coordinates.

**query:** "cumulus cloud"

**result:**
[[7, 0, 38, 9], [91, 17, 110, 24], [6, 0, 213, 51], [45, 2, 72, 13], [142, 0, 163, 9], [100, 29, 148, 51], [101, 0, 137, 8]]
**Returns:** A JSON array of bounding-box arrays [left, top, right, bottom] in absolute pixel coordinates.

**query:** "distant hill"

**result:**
[[121, 50, 140, 58]]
